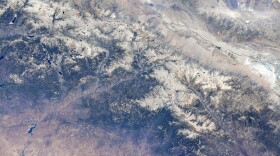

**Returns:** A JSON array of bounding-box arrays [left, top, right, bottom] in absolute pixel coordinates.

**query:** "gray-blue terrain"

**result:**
[[0, 0, 280, 155]]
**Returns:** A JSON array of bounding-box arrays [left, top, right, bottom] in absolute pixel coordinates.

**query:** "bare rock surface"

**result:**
[[0, 0, 280, 155]]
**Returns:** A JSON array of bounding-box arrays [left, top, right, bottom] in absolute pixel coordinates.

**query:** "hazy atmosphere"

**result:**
[[0, 0, 280, 155]]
